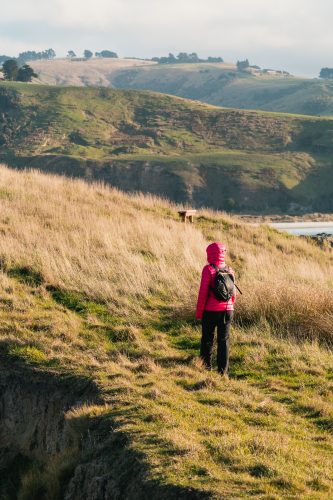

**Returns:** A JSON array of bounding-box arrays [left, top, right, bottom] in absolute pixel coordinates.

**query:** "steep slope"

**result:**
[[1, 82, 333, 212], [0, 165, 332, 499]]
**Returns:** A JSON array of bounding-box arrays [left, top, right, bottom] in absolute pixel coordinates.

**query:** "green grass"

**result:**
[[1, 82, 333, 212], [112, 63, 333, 117], [7, 345, 48, 364], [1, 247, 332, 499]]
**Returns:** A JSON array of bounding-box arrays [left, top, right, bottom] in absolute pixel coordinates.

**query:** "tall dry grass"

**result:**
[[199, 217, 333, 343], [0, 164, 332, 343], [1, 165, 333, 499], [0, 165, 205, 311]]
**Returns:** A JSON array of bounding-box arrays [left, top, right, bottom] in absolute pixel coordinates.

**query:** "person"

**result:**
[[195, 242, 236, 375]]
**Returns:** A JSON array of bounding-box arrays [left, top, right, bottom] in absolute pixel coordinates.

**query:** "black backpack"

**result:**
[[210, 264, 235, 302]]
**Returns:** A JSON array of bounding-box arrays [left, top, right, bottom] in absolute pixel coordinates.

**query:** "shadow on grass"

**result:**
[[7, 265, 45, 287], [0, 344, 213, 500], [73, 409, 213, 500], [0, 345, 100, 500]]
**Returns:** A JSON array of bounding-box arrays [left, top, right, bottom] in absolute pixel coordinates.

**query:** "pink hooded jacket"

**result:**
[[195, 242, 236, 320]]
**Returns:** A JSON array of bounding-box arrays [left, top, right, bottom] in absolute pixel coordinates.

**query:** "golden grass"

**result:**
[[0, 164, 332, 342], [31, 57, 156, 87], [0, 165, 204, 310], [0, 164, 332, 498]]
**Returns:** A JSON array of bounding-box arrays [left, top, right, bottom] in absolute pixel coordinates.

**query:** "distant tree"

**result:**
[[16, 64, 37, 82], [44, 48, 56, 59], [84, 50, 93, 59], [236, 59, 250, 71], [2, 59, 19, 80], [96, 50, 118, 58], [17, 48, 56, 64], [152, 53, 177, 64], [177, 52, 192, 63], [207, 56, 224, 63], [67, 50, 76, 59], [319, 67, 333, 79], [151, 53, 223, 64], [188, 52, 200, 62], [0, 55, 12, 65]]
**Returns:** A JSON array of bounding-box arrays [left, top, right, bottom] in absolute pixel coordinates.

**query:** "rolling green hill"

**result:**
[[1, 82, 333, 213], [31, 59, 333, 116], [110, 64, 333, 117], [0, 166, 332, 499]]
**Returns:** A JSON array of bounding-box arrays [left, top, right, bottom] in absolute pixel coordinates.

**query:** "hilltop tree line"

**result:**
[[0, 49, 56, 66], [1, 48, 317, 75], [0, 48, 119, 66], [151, 53, 224, 64], [236, 59, 250, 70], [67, 50, 118, 59], [17, 48, 56, 64], [0, 48, 119, 81], [0, 48, 56, 68]]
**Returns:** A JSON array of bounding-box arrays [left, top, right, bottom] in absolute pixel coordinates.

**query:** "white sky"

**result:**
[[1, 0, 332, 76]]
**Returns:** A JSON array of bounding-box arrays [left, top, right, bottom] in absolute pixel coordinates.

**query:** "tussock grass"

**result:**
[[0, 165, 332, 343], [0, 164, 332, 498]]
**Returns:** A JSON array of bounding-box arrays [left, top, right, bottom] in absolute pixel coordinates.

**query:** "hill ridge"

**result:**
[[0, 82, 333, 213], [29, 58, 333, 117]]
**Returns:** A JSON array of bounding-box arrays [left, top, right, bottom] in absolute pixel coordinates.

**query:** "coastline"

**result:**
[[238, 213, 333, 223]]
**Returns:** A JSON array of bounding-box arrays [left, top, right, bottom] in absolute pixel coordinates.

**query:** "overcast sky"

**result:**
[[1, 0, 332, 77]]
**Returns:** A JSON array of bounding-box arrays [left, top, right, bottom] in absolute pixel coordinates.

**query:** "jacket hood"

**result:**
[[206, 242, 226, 267]]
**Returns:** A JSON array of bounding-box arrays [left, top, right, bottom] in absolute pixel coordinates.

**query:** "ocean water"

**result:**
[[269, 222, 333, 236]]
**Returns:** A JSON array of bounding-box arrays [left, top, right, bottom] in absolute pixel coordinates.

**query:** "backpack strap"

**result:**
[[210, 264, 230, 273], [209, 263, 218, 293]]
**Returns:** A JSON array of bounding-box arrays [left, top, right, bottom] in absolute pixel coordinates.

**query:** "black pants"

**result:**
[[200, 310, 233, 374]]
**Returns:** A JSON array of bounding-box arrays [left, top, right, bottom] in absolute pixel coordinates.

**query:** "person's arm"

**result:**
[[195, 266, 211, 320]]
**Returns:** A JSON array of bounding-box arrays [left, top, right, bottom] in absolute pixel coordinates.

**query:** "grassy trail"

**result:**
[[2, 273, 332, 498]]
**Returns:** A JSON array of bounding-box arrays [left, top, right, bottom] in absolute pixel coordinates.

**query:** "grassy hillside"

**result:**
[[31, 57, 156, 86], [32, 59, 333, 116], [111, 64, 333, 117], [0, 165, 332, 499], [1, 82, 333, 212]]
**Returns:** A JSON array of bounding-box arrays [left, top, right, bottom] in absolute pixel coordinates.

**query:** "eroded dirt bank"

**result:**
[[0, 361, 99, 498], [0, 361, 208, 500]]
